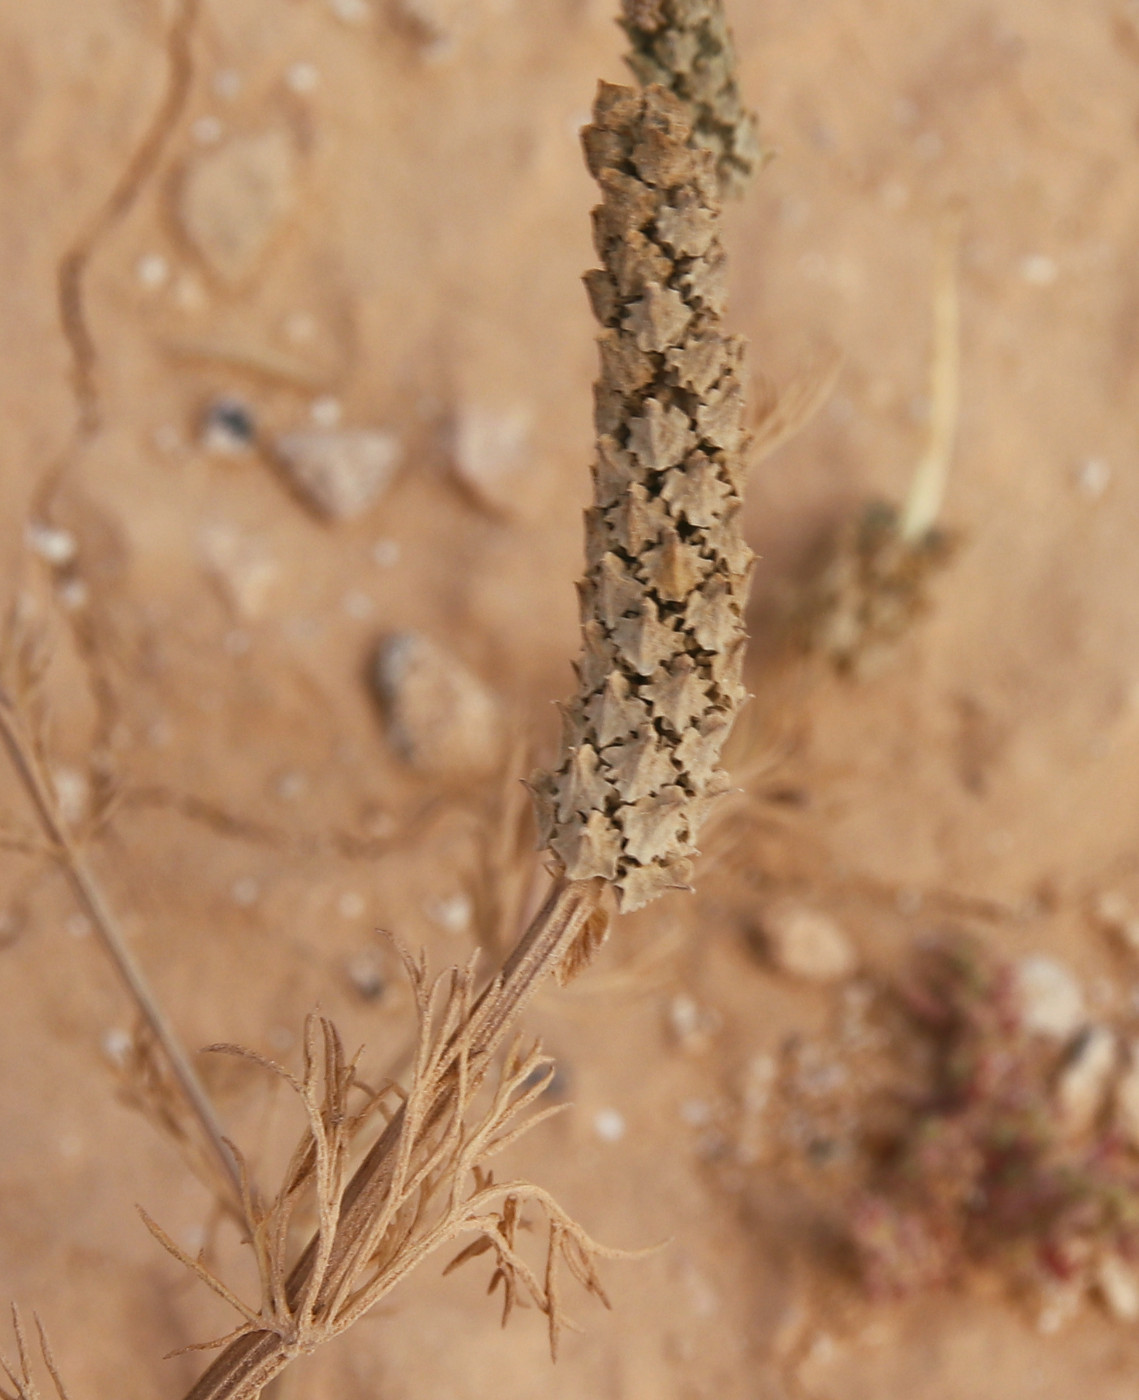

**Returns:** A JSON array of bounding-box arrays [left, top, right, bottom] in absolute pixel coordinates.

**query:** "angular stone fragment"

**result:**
[[618, 785, 689, 863], [624, 282, 692, 354], [602, 723, 677, 801], [627, 396, 695, 470], [373, 633, 502, 780], [759, 900, 857, 982], [612, 596, 679, 675], [275, 428, 402, 521], [643, 653, 709, 731], [179, 130, 297, 285]]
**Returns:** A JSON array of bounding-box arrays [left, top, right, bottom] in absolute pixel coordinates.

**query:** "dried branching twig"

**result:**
[[0, 631, 242, 1209], [176, 879, 619, 1400]]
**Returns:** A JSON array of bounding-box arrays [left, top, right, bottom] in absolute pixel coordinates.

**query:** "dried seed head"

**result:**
[[620, 0, 766, 200], [532, 83, 754, 912]]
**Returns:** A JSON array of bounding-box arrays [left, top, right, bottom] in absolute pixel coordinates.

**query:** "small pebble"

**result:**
[[448, 403, 533, 516], [345, 949, 385, 1001], [212, 68, 243, 100], [201, 397, 257, 454], [1097, 1254, 1139, 1322], [372, 538, 401, 567], [274, 428, 402, 521], [593, 1107, 626, 1143], [50, 766, 89, 828], [373, 632, 504, 780], [1077, 458, 1112, 500], [1055, 1024, 1116, 1135], [1014, 955, 1085, 1039], [309, 394, 342, 428], [337, 890, 366, 918], [1094, 890, 1139, 955], [1020, 254, 1058, 286], [758, 900, 857, 983], [429, 892, 473, 935], [273, 769, 308, 802], [179, 129, 297, 285], [666, 993, 717, 1054], [26, 522, 77, 567], [231, 876, 260, 908], [136, 252, 170, 289], [192, 114, 224, 146], [286, 61, 320, 94], [329, 0, 371, 22], [198, 521, 278, 619], [101, 1027, 133, 1067]]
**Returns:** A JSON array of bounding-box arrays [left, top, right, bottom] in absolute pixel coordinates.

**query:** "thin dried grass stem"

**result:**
[[0, 687, 243, 1206]]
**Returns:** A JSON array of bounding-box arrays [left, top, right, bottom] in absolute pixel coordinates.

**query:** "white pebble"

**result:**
[[212, 68, 242, 100], [1097, 1254, 1139, 1322], [136, 252, 170, 289], [429, 892, 473, 935], [102, 1027, 133, 1067], [192, 114, 224, 146], [337, 890, 366, 918], [66, 914, 92, 940], [1055, 1025, 1116, 1135], [286, 61, 320, 94], [231, 876, 260, 908], [760, 900, 857, 983], [329, 0, 371, 22], [593, 1107, 626, 1143], [50, 766, 88, 828], [1076, 458, 1112, 500], [310, 394, 342, 428], [1014, 955, 1085, 1039], [274, 428, 403, 521], [26, 522, 77, 567], [1020, 254, 1058, 286]]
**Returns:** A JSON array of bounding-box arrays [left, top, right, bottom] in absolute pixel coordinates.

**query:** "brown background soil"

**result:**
[[3, 1, 1139, 1396]]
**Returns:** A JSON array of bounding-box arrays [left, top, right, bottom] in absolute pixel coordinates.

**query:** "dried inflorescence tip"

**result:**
[[531, 82, 753, 914], [619, 0, 765, 200]]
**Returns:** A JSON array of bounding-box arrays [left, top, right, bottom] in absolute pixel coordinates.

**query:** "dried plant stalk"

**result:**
[[179, 879, 607, 1400], [530, 82, 754, 913], [620, 0, 765, 199]]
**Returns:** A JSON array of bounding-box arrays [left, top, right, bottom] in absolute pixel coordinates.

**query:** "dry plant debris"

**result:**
[[830, 936, 1139, 1322], [0, 1308, 71, 1400], [530, 82, 755, 913], [619, 0, 765, 200]]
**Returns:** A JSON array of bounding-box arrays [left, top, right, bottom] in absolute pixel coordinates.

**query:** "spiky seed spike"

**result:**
[[531, 80, 757, 913]]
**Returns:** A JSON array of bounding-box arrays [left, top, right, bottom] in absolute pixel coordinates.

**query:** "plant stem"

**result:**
[[899, 211, 962, 544], [0, 690, 243, 1205], [179, 876, 604, 1400]]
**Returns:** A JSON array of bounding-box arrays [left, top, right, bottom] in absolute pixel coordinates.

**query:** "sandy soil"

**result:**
[[3, 1, 1139, 1396]]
